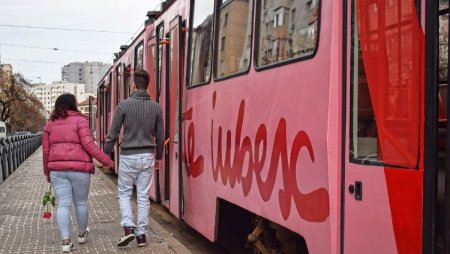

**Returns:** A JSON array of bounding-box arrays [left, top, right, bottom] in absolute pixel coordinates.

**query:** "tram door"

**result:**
[[155, 24, 165, 203], [343, 0, 423, 253], [147, 35, 162, 202], [161, 16, 183, 216], [435, 1, 449, 253], [114, 65, 123, 174]]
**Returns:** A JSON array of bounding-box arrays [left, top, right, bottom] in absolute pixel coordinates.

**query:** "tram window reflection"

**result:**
[[135, 42, 144, 71], [215, 0, 253, 78], [257, 0, 319, 67], [115, 65, 122, 105], [189, 0, 214, 86]]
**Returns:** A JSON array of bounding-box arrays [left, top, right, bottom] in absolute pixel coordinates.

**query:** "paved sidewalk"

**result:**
[[0, 148, 191, 254]]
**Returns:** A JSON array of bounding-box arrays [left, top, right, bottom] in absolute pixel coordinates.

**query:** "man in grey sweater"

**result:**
[[103, 69, 163, 247]]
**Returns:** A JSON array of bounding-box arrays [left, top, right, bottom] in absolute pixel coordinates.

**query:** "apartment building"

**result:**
[[31, 81, 87, 114]]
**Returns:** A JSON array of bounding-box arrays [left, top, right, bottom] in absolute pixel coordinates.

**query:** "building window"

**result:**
[[224, 13, 228, 27], [215, 0, 253, 79], [257, 0, 320, 67], [189, 0, 214, 86]]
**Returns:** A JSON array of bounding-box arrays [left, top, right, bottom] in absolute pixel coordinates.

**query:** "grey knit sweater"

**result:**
[[103, 90, 164, 159]]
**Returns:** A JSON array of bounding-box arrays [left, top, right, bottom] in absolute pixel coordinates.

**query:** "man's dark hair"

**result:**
[[50, 93, 79, 121], [134, 69, 149, 90]]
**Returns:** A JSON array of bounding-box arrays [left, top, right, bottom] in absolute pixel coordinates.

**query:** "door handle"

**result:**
[[349, 181, 363, 201]]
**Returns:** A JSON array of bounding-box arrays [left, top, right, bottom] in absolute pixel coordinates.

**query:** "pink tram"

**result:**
[[95, 0, 449, 253]]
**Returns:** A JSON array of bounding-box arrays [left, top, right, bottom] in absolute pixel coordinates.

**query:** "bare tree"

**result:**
[[0, 68, 46, 132], [0, 69, 28, 123], [10, 92, 46, 133]]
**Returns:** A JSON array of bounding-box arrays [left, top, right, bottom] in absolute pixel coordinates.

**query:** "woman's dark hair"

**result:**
[[50, 93, 79, 121]]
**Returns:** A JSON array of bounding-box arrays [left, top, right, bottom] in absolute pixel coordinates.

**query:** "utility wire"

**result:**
[[2, 58, 67, 64], [0, 24, 132, 34], [0, 43, 112, 54]]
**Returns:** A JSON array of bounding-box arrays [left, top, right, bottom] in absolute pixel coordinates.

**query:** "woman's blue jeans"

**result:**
[[50, 171, 91, 240]]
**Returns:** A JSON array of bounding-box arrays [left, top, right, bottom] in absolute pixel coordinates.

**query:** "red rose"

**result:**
[[43, 211, 52, 219]]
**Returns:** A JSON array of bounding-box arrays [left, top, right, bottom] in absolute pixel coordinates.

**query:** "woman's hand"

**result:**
[[93, 158, 103, 168]]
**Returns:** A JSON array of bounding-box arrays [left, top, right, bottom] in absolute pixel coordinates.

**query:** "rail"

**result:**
[[0, 134, 42, 184]]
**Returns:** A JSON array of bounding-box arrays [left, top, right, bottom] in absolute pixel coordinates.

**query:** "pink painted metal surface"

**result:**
[[181, 1, 333, 253], [93, 0, 430, 253]]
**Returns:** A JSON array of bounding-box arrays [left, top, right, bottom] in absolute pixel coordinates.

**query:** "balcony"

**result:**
[[271, 26, 288, 40], [273, 0, 290, 9]]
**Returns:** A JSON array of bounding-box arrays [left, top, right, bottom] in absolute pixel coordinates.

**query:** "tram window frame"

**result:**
[[253, 0, 321, 71], [213, 0, 254, 82], [187, 0, 216, 88], [134, 41, 144, 71]]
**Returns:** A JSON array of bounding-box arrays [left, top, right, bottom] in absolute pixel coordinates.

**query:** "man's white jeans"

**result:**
[[118, 153, 154, 236]]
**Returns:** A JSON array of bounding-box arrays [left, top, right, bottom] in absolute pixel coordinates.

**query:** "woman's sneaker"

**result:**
[[78, 227, 90, 244], [117, 227, 136, 247], [62, 242, 75, 252], [136, 235, 147, 247]]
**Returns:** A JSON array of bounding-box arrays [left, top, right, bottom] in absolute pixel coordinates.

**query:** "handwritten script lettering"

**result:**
[[183, 92, 329, 222]]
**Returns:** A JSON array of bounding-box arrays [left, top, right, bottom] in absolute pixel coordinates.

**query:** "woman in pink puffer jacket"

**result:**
[[42, 93, 113, 252]]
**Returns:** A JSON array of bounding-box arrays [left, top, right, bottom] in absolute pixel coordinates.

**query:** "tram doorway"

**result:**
[[435, 1, 449, 253]]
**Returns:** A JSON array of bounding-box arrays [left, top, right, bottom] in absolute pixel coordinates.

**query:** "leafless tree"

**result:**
[[0, 68, 45, 132]]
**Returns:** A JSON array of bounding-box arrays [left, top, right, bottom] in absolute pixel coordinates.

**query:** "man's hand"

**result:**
[[155, 160, 161, 170], [104, 161, 115, 171]]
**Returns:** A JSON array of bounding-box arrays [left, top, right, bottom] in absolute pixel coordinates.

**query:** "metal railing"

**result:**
[[0, 134, 42, 184]]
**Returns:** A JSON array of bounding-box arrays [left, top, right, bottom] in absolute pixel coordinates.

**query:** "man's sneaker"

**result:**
[[62, 242, 75, 252], [117, 227, 136, 247], [136, 235, 147, 247], [78, 227, 90, 244]]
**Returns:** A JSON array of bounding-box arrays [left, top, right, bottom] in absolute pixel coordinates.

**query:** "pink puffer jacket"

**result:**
[[42, 111, 112, 177]]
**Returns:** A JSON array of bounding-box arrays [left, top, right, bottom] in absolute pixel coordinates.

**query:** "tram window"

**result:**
[[189, 0, 214, 86], [350, 0, 421, 168], [116, 65, 122, 105], [438, 3, 448, 144], [439, 13, 448, 82], [124, 64, 131, 98], [256, 0, 319, 67], [107, 73, 112, 115], [215, 0, 253, 79], [98, 85, 104, 120], [156, 25, 164, 100], [149, 43, 156, 83], [135, 41, 144, 71]]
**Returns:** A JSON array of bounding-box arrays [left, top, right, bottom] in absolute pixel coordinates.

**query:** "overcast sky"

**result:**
[[0, 0, 159, 84]]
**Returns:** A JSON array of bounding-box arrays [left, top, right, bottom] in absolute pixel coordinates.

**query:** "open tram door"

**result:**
[[160, 15, 184, 217], [342, 0, 426, 253], [88, 95, 96, 135], [148, 29, 162, 203], [424, 0, 450, 253]]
